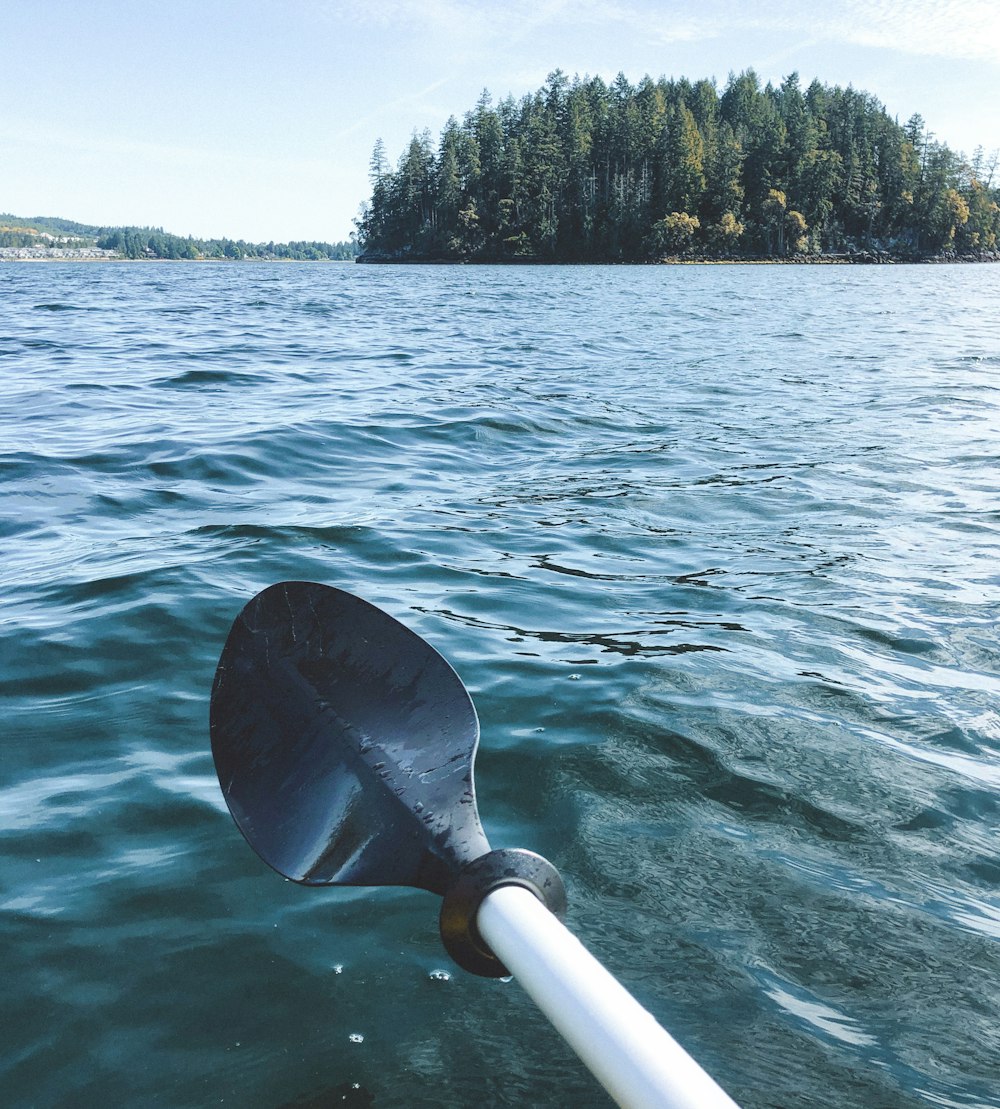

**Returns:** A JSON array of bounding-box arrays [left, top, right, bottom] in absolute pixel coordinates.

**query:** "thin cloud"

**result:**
[[713, 0, 1000, 64], [834, 0, 1000, 64], [329, 77, 453, 143], [304, 0, 1000, 63], [567, 0, 721, 45], [324, 0, 712, 45]]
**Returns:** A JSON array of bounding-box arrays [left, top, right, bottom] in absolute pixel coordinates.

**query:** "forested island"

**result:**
[[0, 214, 358, 261], [357, 69, 1000, 264]]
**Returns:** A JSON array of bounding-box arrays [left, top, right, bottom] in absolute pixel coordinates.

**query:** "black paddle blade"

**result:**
[[210, 582, 491, 895]]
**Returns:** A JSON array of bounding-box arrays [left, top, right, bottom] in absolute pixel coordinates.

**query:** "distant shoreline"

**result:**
[[356, 251, 1000, 266], [4, 249, 997, 266], [0, 251, 356, 263], [0, 217, 359, 262]]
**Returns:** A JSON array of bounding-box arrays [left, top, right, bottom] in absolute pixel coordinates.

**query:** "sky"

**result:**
[[3, 0, 999, 244]]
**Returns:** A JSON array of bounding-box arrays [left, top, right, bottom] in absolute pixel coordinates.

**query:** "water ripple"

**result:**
[[1, 261, 999, 1108]]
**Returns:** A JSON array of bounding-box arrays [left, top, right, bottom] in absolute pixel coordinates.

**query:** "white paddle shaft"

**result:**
[[477, 885, 740, 1109]]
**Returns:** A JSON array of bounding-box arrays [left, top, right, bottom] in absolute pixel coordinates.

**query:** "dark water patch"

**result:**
[[702, 772, 868, 841], [154, 367, 265, 388], [923, 724, 984, 756], [850, 623, 940, 656], [961, 856, 1000, 886], [40, 567, 169, 609], [89, 486, 190, 515], [155, 303, 209, 315], [0, 516, 37, 540], [21, 337, 68, 350], [63, 380, 129, 392], [146, 449, 276, 485], [363, 346, 416, 362], [192, 520, 374, 547]]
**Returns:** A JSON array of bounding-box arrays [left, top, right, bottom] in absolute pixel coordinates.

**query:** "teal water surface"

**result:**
[[2, 261, 999, 1108]]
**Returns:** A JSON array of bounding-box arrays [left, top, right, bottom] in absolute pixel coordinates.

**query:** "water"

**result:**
[[1, 260, 998, 1108]]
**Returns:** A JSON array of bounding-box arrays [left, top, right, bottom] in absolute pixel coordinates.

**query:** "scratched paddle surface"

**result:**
[[1, 259, 999, 1108]]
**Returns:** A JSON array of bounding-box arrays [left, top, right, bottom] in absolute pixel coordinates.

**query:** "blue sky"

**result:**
[[3, 1, 998, 243]]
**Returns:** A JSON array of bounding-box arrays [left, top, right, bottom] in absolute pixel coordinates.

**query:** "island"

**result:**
[[356, 69, 1000, 264]]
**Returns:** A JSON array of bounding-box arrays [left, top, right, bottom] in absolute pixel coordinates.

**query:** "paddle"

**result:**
[[210, 581, 740, 1108]]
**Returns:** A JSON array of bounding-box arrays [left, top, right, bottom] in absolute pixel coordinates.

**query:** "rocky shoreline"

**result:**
[[6, 245, 997, 265], [357, 249, 1000, 265]]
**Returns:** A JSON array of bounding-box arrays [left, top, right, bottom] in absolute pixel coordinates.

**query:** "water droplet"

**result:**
[[333, 964, 344, 974], [349, 1033, 364, 1044], [428, 969, 451, 982], [568, 673, 581, 681]]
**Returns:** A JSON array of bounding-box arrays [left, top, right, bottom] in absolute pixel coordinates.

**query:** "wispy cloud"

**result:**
[[832, 0, 1000, 64], [328, 77, 453, 143], [710, 0, 1000, 65], [596, 0, 1000, 64], [324, 0, 999, 63], [368, 0, 719, 45]]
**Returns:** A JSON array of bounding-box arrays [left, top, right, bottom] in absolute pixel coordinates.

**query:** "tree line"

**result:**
[[0, 214, 358, 260], [357, 69, 1000, 262], [95, 227, 359, 260]]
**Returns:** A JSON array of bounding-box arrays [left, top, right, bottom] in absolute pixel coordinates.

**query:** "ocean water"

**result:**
[[1, 259, 999, 1109]]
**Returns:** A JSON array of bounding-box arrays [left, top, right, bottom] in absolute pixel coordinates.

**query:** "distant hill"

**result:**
[[0, 214, 103, 237], [0, 213, 359, 260]]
